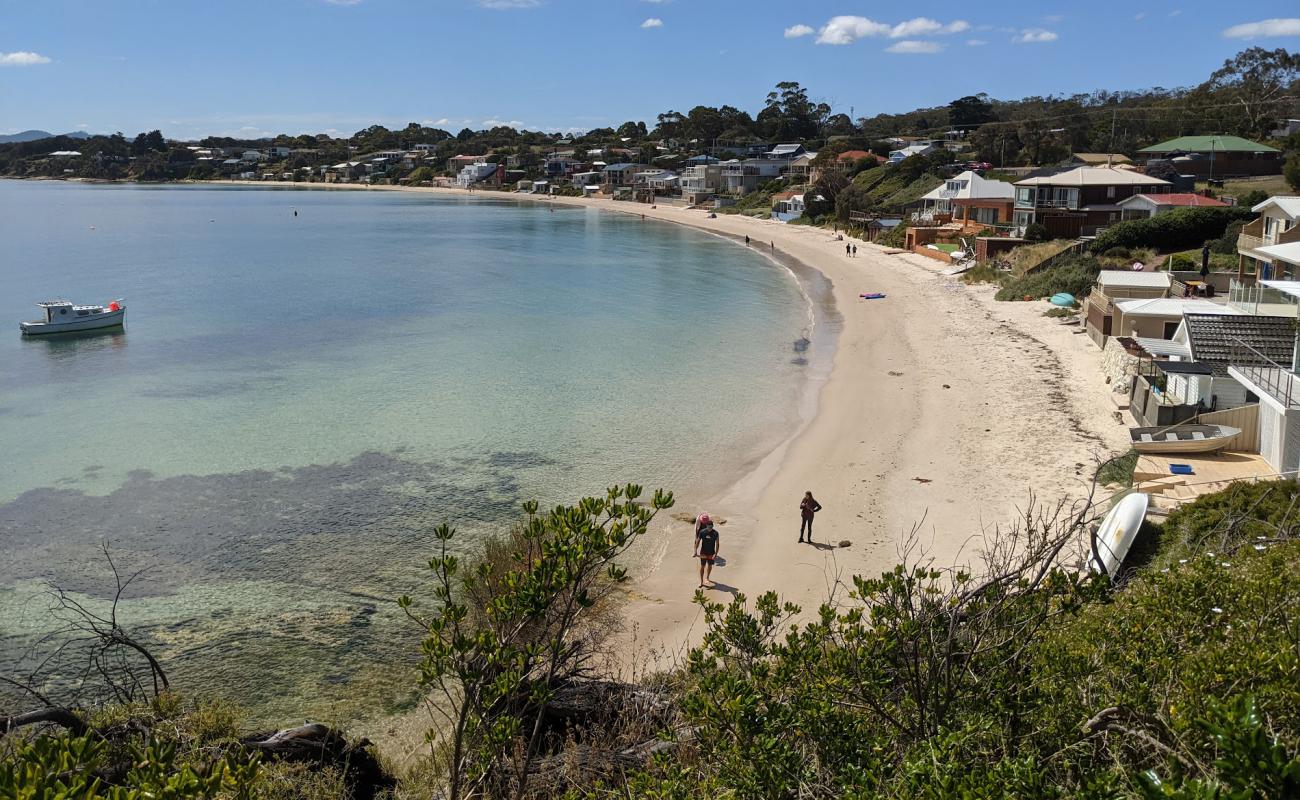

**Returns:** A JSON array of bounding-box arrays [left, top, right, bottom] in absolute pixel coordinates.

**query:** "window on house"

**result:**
[[1107, 186, 1116, 199]]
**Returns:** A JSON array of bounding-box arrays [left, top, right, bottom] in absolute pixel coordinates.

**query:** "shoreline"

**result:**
[[17, 178, 1132, 754], [180, 180, 1131, 659]]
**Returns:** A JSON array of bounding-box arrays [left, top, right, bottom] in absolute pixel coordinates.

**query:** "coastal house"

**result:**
[[1013, 166, 1171, 238], [1084, 270, 1172, 346], [601, 163, 643, 188], [634, 169, 678, 192], [917, 170, 1015, 226], [721, 158, 785, 195], [448, 154, 484, 171], [1228, 276, 1300, 318], [1112, 297, 1240, 340], [545, 156, 583, 179], [863, 217, 903, 242], [1138, 135, 1282, 178], [786, 153, 817, 182], [456, 162, 502, 188], [240, 150, 265, 163], [1117, 193, 1227, 220], [889, 142, 939, 163], [570, 171, 601, 189], [1126, 313, 1294, 427], [680, 164, 724, 204], [266, 146, 292, 158], [771, 191, 804, 222], [764, 143, 806, 161], [1237, 197, 1300, 281]]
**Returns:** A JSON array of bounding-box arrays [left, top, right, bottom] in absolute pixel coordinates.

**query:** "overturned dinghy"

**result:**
[[1129, 424, 1241, 454]]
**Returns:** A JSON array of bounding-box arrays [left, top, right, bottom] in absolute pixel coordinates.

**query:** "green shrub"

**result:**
[[1023, 223, 1050, 243], [994, 254, 1101, 300], [1089, 206, 1256, 254]]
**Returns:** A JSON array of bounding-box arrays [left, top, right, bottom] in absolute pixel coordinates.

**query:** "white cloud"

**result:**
[[886, 40, 944, 54], [322, 0, 363, 5], [641, 17, 663, 28], [478, 0, 540, 8], [0, 51, 51, 66], [76, 122, 89, 129], [481, 119, 525, 128], [815, 15, 968, 45], [966, 38, 988, 46], [642, 0, 669, 3], [1222, 18, 1300, 38], [1169, 8, 1182, 16], [1134, 12, 1146, 20], [784, 24, 814, 38], [1014, 28, 1058, 43]]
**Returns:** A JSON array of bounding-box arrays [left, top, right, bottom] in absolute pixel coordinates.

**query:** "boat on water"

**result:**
[[20, 299, 126, 336], [1129, 424, 1241, 454]]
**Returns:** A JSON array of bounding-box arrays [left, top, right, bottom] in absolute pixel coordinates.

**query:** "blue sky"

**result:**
[[2, 1, 1298, 140]]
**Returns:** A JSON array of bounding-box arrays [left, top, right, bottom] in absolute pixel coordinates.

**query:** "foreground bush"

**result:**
[[1089, 206, 1256, 254], [994, 254, 1101, 300]]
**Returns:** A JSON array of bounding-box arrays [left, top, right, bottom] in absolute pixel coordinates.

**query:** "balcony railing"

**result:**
[[1238, 232, 1266, 253], [1230, 336, 1300, 408]]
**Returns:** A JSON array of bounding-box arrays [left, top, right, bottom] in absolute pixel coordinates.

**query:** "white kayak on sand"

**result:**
[[1090, 492, 1149, 577], [20, 299, 126, 336]]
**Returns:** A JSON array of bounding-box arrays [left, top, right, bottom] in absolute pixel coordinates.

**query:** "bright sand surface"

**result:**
[[206, 181, 1129, 751]]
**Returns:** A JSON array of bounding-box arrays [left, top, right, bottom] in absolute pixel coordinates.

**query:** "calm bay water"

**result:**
[[0, 181, 830, 726]]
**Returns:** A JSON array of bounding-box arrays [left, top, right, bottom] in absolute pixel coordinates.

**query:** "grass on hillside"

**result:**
[[1008, 240, 1079, 276], [1196, 174, 1290, 199]]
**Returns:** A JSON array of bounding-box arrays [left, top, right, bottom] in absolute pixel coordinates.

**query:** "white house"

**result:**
[[240, 150, 265, 162], [1117, 192, 1228, 220], [1238, 196, 1300, 281], [917, 170, 1014, 224], [456, 162, 498, 187], [888, 141, 939, 162]]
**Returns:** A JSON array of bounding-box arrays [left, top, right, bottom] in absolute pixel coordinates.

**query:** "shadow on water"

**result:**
[[0, 448, 558, 726], [21, 328, 127, 361]]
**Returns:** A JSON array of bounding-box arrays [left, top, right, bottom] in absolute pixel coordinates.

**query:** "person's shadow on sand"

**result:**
[[704, 581, 739, 595], [711, 556, 728, 567], [806, 542, 837, 551]]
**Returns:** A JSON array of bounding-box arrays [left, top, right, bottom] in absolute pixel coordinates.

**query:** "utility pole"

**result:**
[[1107, 109, 1116, 167]]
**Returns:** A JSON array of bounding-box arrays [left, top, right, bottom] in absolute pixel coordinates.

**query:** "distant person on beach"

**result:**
[[694, 513, 720, 587], [799, 491, 823, 543], [846, 243, 852, 257], [745, 235, 750, 244], [852, 244, 858, 257]]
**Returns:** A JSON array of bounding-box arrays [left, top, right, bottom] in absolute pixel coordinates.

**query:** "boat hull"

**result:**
[[1129, 425, 1241, 455], [20, 309, 126, 336], [1090, 492, 1149, 576]]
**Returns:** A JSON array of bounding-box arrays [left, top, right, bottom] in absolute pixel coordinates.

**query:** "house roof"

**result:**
[[1096, 270, 1172, 288], [1117, 193, 1228, 208], [920, 170, 1015, 202], [1153, 360, 1215, 375], [767, 143, 804, 156], [1138, 135, 1279, 154], [1259, 279, 1300, 298], [1071, 152, 1132, 164], [1115, 298, 1239, 317], [1252, 196, 1300, 219], [1256, 242, 1300, 267], [1015, 166, 1171, 187], [1183, 313, 1296, 373], [836, 150, 875, 162], [1134, 336, 1193, 359]]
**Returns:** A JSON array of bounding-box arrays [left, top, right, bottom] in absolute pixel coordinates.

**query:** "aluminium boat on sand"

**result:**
[[20, 299, 126, 336], [1129, 424, 1241, 454]]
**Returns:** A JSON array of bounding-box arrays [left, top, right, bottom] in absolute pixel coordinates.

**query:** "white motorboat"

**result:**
[[1090, 491, 1149, 577], [1129, 424, 1241, 454], [20, 299, 126, 336]]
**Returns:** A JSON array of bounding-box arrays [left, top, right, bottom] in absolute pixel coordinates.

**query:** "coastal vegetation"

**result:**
[[1088, 206, 1258, 255], [992, 254, 1102, 301], [5, 478, 1299, 798]]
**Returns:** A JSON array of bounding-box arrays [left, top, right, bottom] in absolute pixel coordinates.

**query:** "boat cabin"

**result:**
[[37, 300, 116, 322]]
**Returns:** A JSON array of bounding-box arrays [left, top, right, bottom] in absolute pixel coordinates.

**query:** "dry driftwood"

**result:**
[[241, 723, 394, 800]]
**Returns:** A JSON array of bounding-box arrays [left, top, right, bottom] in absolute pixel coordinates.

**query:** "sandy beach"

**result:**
[[207, 180, 1129, 665]]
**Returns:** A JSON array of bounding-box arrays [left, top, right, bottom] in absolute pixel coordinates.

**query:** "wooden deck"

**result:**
[[1134, 451, 1279, 511]]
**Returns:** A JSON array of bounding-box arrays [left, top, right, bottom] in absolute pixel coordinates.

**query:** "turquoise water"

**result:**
[[0, 181, 831, 726]]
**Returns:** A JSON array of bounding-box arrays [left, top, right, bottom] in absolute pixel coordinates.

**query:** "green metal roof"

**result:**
[[1138, 135, 1279, 154]]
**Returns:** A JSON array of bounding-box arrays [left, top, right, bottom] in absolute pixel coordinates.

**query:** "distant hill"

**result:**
[[0, 130, 92, 144]]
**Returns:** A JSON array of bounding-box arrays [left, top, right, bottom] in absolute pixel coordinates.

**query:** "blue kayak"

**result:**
[[1050, 292, 1076, 307]]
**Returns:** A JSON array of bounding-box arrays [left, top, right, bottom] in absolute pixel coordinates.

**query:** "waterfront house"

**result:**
[[266, 146, 292, 158], [456, 162, 501, 188], [570, 171, 602, 189], [680, 164, 724, 204], [1138, 135, 1282, 178], [1013, 166, 1171, 238], [601, 163, 643, 188], [1112, 297, 1240, 340], [1084, 270, 1172, 346], [240, 150, 264, 163], [864, 218, 903, 242], [771, 191, 805, 222], [721, 158, 785, 195], [634, 169, 678, 192], [449, 154, 484, 171], [786, 153, 817, 182], [1117, 193, 1228, 220], [917, 170, 1015, 226], [1237, 197, 1300, 281]]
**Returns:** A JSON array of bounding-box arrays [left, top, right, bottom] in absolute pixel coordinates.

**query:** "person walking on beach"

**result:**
[[694, 513, 720, 588], [852, 244, 858, 257], [799, 491, 823, 543], [846, 243, 852, 257]]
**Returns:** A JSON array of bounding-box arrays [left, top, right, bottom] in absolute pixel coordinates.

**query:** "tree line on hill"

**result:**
[[0, 47, 1295, 185]]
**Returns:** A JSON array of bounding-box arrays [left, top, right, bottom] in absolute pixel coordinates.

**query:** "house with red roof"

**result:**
[[1117, 193, 1228, 220]]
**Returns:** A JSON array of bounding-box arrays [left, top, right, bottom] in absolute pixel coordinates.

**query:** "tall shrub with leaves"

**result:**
[[399, 484, 674, 800]]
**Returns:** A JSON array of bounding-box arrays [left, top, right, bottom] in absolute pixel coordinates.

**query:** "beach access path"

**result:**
[[210, 182, 1129, 674]]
